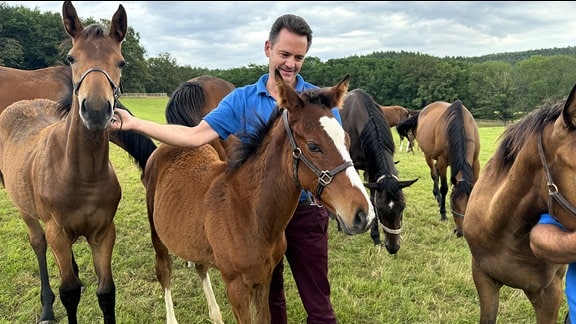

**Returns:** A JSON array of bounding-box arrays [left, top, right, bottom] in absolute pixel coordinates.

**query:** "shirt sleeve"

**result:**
[[537, 213, 567, 231]]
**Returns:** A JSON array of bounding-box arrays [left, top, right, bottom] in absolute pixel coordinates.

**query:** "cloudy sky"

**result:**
[[7, 1, 576, 69]]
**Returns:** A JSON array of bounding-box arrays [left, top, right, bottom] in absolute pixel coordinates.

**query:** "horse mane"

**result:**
[[353, 90, 402, 199], [490, 101, 563, 175], [445, 100, 475, 201], [165, 79, 207, 126], [227, 107, 282, 172]]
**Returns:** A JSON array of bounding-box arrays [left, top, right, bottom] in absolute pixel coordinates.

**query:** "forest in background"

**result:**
[[2, 2, 576, 123]]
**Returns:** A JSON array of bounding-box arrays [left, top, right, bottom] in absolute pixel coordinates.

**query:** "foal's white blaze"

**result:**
[[320, 116, 376, 222]]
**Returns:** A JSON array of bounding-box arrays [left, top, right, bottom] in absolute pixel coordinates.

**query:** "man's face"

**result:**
[[265, 29, 308, 87]]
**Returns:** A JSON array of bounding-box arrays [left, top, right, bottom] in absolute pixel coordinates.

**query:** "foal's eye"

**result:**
[[307, 142, 321, 153], [118, 60, 127, 69], [66, 55, 75, 65]]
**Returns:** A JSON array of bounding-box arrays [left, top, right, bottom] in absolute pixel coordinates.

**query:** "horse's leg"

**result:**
[[45, 223, 82, 324], [149, 226, 178, 324], [224, 274, 252, 324], [194, 263, 223, 324], [436, 159, 449, 222], [252, 276, 272, 323], [425, 156, 442, 218], [399, 136, 405, 152], [370, 218, 381, 245], [21, 214, 56, 323], [368, 191, 382, 245], [526, 266, 564, 324], [471, 258, 501, 324], [88, 223, 117, 324]]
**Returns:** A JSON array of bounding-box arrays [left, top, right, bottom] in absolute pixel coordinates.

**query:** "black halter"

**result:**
[[282, 109, 353, 201], [73, 67, 121, 106]]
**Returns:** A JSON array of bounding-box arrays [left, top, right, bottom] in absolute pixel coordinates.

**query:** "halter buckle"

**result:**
[[318, 171, 334, 186]]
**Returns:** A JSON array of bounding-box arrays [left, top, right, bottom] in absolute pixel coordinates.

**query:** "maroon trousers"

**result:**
[[269, 204, 337, 324]]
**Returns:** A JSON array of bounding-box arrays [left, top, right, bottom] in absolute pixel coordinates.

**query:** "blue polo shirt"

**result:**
[[203, 73, 343, 202]]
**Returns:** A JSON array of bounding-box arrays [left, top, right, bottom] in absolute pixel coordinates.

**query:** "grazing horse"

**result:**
[[341, 89, 418, 253], [144, 71, 375, 323], [405, 100, 480, 237], [0, 65, 156, 175], [463, 85, 576, 323], [386, 106, 419, 153], [0, 2, 127, 322], [165, 75, 236, 160]]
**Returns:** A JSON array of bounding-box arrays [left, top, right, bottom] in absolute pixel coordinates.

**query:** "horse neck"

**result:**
[[62, 99, 111, 176], [235, 126, 301, 241]]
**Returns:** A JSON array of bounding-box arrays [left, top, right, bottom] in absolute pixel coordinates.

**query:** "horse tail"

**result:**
[[165, 80, 207, 126], [112, 101, 158, 174], [445, 100, 474, 188], [396, 111, 419, 138]]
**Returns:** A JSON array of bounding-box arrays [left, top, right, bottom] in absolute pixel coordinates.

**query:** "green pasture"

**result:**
[[0, 97, 567, 323]]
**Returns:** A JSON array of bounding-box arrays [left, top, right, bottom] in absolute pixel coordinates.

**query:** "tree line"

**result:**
[[2, 2, 576, 123]]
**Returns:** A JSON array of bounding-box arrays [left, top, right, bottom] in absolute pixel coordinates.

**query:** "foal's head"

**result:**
[[62, 0, 126, 131], [275, 70, 375, 235]]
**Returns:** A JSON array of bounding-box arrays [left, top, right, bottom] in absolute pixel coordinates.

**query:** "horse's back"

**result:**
[[380, 105, 409, 127], [417, 101, 478, 158], [144, 143, 226, 261], [167, 75, 236, 161], [0, 66, 71, 112], [188, 75, 235, 109], [0, 99, 63, 213], [416, 101, 450, 155], [341, 89, 372, 167], [0, 98, 61, 140]]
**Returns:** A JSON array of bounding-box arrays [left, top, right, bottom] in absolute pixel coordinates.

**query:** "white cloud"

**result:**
[[7, 1, 576, 69]]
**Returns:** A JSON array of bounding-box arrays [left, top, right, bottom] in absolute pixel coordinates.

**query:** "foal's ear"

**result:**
[[563, 82, 576, 130], [333, 74, 350, 108], [109, 4, 128, 43], [274, 69, 301, 111], [62, 1, 83, 39]]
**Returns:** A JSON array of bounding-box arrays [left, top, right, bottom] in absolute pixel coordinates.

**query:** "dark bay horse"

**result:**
[[464, 85, 576, 323], [402, 100, 480, 237], [341, 89, 418, 253], [144, 71, 375, 323], [0, 2, 127, 322]]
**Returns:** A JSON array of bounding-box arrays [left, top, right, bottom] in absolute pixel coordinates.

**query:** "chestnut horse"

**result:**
[[144, 71, 375, 323], [382, 105, 419, 153], [341, 89, 418, 253], [402, 100, 480, 236], [0, 2, 127, 322], [464, 85, 576, 323]]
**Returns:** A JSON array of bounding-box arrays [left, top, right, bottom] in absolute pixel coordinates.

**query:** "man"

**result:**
[[110, 14, 338, 323], [530, 213, 575, 324]]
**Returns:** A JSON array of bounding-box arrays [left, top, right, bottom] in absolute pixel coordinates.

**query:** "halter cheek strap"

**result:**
[[538, 132, 576, 220], [282, 109, 354, 201]]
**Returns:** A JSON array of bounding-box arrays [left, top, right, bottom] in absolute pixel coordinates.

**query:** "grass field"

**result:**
[[0, 97, 567, 323]]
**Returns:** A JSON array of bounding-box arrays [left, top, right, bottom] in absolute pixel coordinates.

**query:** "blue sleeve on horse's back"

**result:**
[[537, 213, 567, 231]]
